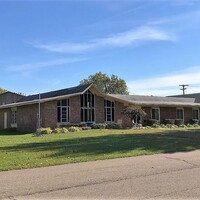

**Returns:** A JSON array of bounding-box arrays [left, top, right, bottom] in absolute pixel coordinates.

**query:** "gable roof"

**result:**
[[107, 94, 200, 107], [0, 84, 94, 109], [169, 93, 200, 103], [18, 84, 92, 103]]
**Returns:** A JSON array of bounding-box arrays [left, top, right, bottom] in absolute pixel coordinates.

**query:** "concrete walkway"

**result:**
[[1, 150, 200, 199]]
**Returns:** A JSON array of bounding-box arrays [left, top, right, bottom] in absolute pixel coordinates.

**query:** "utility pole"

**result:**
[[179, 84, 189, 95]]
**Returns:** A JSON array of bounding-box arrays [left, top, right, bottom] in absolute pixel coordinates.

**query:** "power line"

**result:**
[[179, 84, 189, 95]]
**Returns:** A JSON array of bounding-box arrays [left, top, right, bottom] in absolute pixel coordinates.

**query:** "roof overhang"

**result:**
[[0, 84, 106, 109]]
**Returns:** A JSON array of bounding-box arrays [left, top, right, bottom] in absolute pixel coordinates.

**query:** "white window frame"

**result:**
[[192, 108, 199, 120], [11, 108, 17, 128], [151, 108, 160, 121], [176, 108, 184, 120], [57, 99, 70, 125], [105, 100, 115, 122], [81, 90, 95, 122]]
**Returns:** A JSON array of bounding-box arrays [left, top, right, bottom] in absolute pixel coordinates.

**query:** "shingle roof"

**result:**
[[17, 84, 92, 103], [169, 93, 200, 103], [107, 94, 199, 106]]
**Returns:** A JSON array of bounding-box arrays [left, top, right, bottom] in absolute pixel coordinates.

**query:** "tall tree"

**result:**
[[80, 72, 129, 94], [0, 88, 7, 94]]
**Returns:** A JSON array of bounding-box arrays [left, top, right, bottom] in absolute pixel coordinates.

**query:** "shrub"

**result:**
[[53, 128, 62, 134], [106, 122, 122, 129], [187, 124, 194, 128], [68, 126, 80, 132], [61, 127, 69, 133], [53, 127, 69, 134], [148, 119, 159, 126], [164, 119, 175, 125], [179, 124, 187, 128], [36, 127, 52, 135], [193, 123, 199, 127], [81, 127, 92, 131], [190, 119, 199, 125], [136, 123, 143, 128], [175, 119, 184, 126], [60, 123, 86, 128], [160, 124, 167, 128], [91, 123, 107, 129], [151, 123, 161, 128], [145, 126, 152, 129], [165, 124, 179, 129]]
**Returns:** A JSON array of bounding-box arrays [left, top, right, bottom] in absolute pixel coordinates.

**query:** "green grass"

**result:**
[[0, 128, 200, 171]]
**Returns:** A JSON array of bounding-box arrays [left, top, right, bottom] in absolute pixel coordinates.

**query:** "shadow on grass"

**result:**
[[1, 129, 200, 159], [0, 128, 28, 135]]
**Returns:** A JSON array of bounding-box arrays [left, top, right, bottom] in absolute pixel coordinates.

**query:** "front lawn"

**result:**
[[0, 128, 200, 171]]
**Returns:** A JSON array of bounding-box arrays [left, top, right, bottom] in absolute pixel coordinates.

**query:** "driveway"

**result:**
[[1, 150, 200, 199]]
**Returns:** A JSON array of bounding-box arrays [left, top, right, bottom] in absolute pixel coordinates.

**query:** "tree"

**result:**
[[0, 88, 6, 94], [80, 72, 129, 94], [122, 107, 146, 127]]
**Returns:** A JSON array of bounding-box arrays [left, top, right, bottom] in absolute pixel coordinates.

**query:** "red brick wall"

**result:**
[[184, 108, 192, 124], [17, 104, 38, 133], [95, 95, 104, 123], [41, 101, 57, 129], [142, 106, 194, 125], [70, 95, 81, 123], [115, 102, 132, 127]]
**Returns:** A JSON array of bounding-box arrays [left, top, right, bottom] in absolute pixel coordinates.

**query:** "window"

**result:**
[[104, 100, 115, 122], [57, 99, 70, 123], [176, 108, 184, 120], [80, 90, 95, 122], [192, 109, 199, 120], [11, 110, 17, 124], [151, 108, 160, 121]]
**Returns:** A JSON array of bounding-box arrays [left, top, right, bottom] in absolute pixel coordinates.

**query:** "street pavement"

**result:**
[[0, 150, 200, 200]]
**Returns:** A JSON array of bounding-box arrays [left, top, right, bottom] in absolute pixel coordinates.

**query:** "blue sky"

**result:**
[[1, 0, 200, 96]]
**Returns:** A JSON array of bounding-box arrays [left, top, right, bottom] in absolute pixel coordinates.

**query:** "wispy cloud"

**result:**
[[7, 57, 88, 72], [127, 66, 200, 96], [31, 26, 174, 53]]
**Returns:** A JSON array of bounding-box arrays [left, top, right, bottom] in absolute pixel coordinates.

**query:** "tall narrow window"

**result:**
[[192, 109, 199, 120], [151, 108, 160, 121], [11, 110, 17, 124], [104, 100, 115, 122], [57, 99, 70, 123], [80, 90, 95, 122], [176, 108, 184, 120]]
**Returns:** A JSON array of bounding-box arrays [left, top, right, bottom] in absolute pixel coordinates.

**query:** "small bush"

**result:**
[[160, 124, 167, 128], [148, 119, 159, 126], [179, 124, 187, 128], [60, 123, 86, 128], [106, 122, 122, 129], [68, 126, 80, 132], [190, 119, 199, 125], [136, 123, 143, 128], [187, 124, 194, 128], [145, 126, 152, 129], [164, 119, 175, 125], [36, 127, 52, 135], [151, 123, 161, 128], [61, 127, 69, 133], [92, 123, 107, 129], [175, 119, 184, 126], [166, 124, 179, 128], [193, 123, 199, 127], [53, 128, 62, 134], [82, 127, 92, 131], [53, 127, 69, 134]]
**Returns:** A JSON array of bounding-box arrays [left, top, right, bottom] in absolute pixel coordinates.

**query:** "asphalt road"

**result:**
[[1, 150, 200, 200]]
